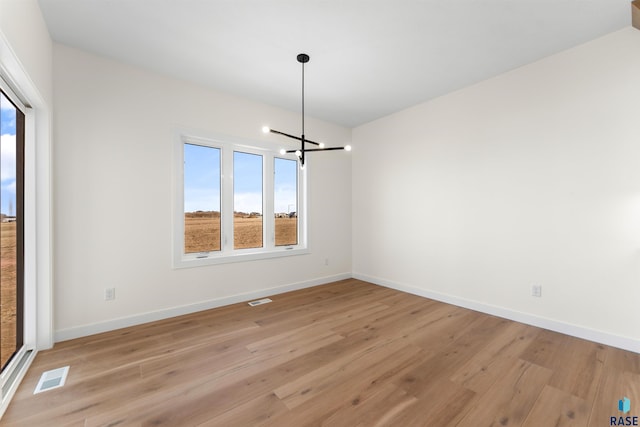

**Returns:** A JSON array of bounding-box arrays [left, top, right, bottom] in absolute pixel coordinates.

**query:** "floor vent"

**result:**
[[34, 366, 69, 394], [248, 298, 272, 307]]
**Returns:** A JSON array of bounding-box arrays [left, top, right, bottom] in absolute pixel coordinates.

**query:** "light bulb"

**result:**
[[295, 150, 302, 157], [344, 145, 352, 152], [262, 126, 270, 134], [279, 148, 286, 155], [319, 142, 325, 149]]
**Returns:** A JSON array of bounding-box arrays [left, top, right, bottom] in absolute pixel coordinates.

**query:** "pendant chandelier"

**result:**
[[262, 53, 351, 168]]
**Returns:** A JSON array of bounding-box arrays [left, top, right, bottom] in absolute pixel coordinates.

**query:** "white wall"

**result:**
[[53, 44, 352, 340], [353, 27, 640, 352], [0, 0, 52, 104]]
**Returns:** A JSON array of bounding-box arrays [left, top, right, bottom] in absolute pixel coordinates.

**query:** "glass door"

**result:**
[[0, 89, 24, 373]]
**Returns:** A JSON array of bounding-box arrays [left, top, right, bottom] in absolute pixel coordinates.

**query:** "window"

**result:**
[[274, 157, 297, 246], [175, 132, 307, 267], [183, 143, 220, 254], [0, 89, 24, 372], [233, 151, 263, 250]]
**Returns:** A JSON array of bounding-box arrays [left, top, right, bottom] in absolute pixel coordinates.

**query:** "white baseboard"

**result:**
[[55, 271, 640, 354], [54, 273, 351, 342], [353, 272, 640, 354]]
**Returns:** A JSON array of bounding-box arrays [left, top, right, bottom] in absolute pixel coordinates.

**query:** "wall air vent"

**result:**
[[248, 298, 272, 307], [33, 366, 69, 394]]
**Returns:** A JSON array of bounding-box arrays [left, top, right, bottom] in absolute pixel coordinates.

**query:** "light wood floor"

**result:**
[[2, 279, 639, 426]]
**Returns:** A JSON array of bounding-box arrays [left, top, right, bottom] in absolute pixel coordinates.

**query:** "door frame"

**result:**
[[0, 29, 53, 416]]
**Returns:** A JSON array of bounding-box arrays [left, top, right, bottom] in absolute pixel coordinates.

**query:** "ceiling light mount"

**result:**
[[263, 53, 351, 167]]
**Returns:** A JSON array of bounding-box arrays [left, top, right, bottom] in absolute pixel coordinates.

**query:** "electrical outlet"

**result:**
[[531, 284, 542, 298], [324, 258, 329, 266], [104, 288, 115, 301]]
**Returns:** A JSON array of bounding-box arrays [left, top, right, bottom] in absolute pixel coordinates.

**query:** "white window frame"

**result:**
[[173, 130, 308, 268], [0, 30, 53, 418]]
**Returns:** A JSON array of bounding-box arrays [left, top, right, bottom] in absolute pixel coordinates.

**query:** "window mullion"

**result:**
[[298, 159, 307, 247], [264, 154, 275, 249], [221, 146, 234, 253]]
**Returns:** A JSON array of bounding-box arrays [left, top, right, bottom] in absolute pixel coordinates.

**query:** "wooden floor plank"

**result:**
[[2, 278, 639, 426], [263, 344, 426, 426], [323, 383, 418, 427], [520, 329, 607, 400], [393, 314, 509, 397], [450, 322, 540, 393], [274, 342, 421, 410], [456, 359, 553, 427], [194, 392, 289, 427], [2, 364, 142, 426], [523, 385, 590, 427], [86, 331, 344, 426], [381, 378, 476, 427], [605, 345, 640, 375], [587, 367, 640, 427]]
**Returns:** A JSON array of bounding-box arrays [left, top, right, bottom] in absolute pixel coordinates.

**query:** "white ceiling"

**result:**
[[38, 0, 631, 128]]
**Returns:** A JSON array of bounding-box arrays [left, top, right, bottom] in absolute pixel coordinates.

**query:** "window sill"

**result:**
[[173, 246, 309, 269]]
